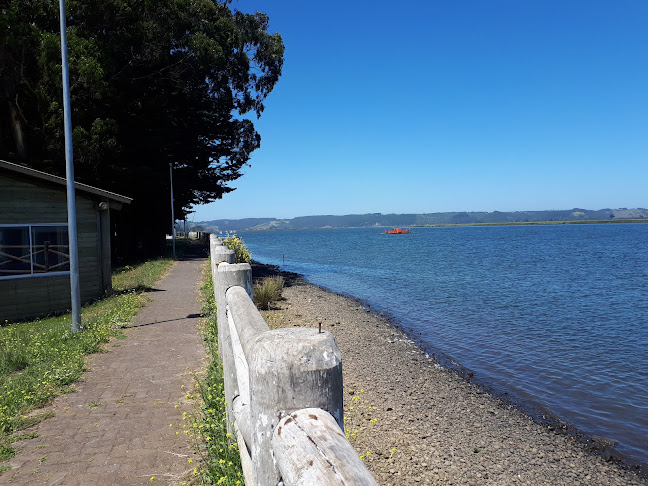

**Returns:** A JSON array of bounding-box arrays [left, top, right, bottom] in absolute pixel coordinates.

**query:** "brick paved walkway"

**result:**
[[1, 253, 207, 485]]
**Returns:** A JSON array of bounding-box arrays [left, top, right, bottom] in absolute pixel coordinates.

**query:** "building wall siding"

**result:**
[[0, 174, 108, 322]]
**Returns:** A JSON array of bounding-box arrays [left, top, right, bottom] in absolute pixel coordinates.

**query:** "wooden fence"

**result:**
[[209, 234, 378, 486]]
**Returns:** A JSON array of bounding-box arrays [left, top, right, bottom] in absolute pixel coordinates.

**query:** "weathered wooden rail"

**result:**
[[209, 234, 378, 486]]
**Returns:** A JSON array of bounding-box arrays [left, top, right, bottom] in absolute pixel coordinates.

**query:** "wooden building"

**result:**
[[0, 160, 132, 323]]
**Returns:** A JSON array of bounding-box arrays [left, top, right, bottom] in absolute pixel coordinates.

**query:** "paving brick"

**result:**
[[0, 252, 207, 485]]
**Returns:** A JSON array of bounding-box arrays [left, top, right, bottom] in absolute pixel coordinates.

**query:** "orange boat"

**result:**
[[384, 228, 410, 234]]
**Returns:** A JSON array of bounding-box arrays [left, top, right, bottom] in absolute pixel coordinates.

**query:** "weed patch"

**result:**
[[187, 261, 244, 485], [10, 431, 38, 442], [253, 276, 284, 310], [0, 446, 15, 462]]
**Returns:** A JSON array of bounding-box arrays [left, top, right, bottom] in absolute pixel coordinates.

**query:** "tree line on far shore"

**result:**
[[193, 208, 648, 232], [0, 0, 284, 260]]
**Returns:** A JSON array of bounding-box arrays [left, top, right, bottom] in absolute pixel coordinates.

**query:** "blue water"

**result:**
[[239, 224, 648, 466]]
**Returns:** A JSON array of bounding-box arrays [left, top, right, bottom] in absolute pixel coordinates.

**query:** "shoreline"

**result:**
[[234, 218, 648, 233], [251, 261, 647, 485]]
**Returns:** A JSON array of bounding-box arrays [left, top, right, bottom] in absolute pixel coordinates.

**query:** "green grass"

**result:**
[[112, 258, 174, 292], [188, 261, 244, 485], [0, 257, 173, 465], [253, 276, 284, 310]]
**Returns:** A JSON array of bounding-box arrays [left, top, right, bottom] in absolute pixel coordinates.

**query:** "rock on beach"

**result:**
[[253, 262, 647, 486]]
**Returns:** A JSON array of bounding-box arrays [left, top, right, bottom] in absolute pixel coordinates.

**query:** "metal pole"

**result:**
[[169, 163, 176, 257], [59, 0, 81, 332]]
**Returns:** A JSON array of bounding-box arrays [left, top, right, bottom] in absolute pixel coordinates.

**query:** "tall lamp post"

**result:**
[[59, 0, 81, 332], [169, 163, 176, 257]]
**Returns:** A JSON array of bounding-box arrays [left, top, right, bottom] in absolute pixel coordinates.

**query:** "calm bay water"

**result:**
[[239, 223, 648, 466]]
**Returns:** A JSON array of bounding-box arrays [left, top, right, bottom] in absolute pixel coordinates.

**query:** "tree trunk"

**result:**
[[1, 56, 27, 160], [8, 99, 26, 159]]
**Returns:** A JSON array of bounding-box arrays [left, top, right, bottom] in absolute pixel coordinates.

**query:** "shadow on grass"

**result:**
[[126, 313, 204, 328], [111, 285, 166, 296]]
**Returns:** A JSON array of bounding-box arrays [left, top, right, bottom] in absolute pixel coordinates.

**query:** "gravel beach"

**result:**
[[252, 262, 647, 486]]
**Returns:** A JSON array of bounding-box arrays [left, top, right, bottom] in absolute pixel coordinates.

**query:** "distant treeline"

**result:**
[[192, 208, 648, 232]]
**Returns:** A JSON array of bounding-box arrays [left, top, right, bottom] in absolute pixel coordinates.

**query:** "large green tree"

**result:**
[[0, 0, 283, 258]]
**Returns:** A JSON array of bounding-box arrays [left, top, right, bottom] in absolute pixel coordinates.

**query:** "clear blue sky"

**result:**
[[191, 0, 647, 222]]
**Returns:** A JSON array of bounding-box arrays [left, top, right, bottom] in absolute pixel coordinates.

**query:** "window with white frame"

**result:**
[[0, 224, 70, 278]]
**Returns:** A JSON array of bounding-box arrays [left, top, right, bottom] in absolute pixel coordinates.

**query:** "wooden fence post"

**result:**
[[213, 249, 376, 485], [209, 234, 222, 281], [246, 326, 343, 486], [210, 240, 236, 356], [211, 239, 235, 283]]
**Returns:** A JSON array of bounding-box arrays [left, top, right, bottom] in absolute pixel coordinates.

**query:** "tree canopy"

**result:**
[[0, 0, 284, 258]]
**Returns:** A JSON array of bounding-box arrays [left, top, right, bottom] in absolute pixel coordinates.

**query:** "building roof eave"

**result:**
[[0, 159, 133, 205]]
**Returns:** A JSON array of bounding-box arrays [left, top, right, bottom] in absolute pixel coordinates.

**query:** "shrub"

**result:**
[[253, 276, 284, 310], [222, 236, 251, 264]]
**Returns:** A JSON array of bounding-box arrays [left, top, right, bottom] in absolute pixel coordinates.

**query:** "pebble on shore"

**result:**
[[253, 262, 646, 486]]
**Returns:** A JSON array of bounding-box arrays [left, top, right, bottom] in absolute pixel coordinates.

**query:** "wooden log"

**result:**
[[215, 263, 252, 434], [232, 395, 252, 455], [233, 414, 255, 486], [225, 285, 269, 358], [224, 283, 266, 442], [273, 408, 378, 486], [228, 302, 251, 407], [214, 259, 245, 357]]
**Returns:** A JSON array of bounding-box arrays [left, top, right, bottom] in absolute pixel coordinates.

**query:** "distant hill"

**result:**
[[191, 208, 648, 232]]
